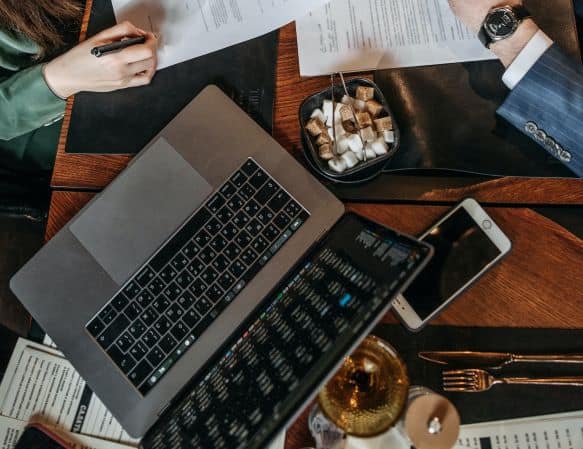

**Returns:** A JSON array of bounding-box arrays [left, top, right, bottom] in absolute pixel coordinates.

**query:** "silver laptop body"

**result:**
[[11, 85, 344, 437]]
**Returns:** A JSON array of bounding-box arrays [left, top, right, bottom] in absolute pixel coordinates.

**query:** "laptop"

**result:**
[[11, 86, 433, 448]]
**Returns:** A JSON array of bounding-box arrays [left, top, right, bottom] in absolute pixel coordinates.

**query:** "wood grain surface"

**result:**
[[50, 21, 583, 204], [46, 191, 583, 449]]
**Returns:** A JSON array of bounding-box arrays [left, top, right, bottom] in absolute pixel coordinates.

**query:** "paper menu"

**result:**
[[296, 0, 496, 76], [110, 0, 330, 69], [0, 338, 138, 446], [1, 337, 287, 449], [343, 411, 583, 449], [0, 415, 135, 449], [455, 411, 583, 449]]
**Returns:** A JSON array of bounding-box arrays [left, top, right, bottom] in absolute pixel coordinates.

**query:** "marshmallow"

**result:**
[[310, 108, 326, 124], [352, 146, 364, 161], [356, 112, 373, 129], [347, 133, 364, 153], [341, 151, 359, 169], [326, 128, 336, 142], [339, 105, 353, 122], [366, 100, 384, 118], [316, 133, 330, 146], [364, 147, 377, 159], [354, 99, 366, 112], [328, 157, 347, 173], [333, 124, 346, 140], [335, 135, 351, 154], [374, 116, 393, 132], [306, 118, 325, 136], [341, 95, 354, 105], [371, 137, 388, 155], [361, 126, 376, 143], [383, 130, 395, 144], [342, 120, 358, 134], [356, 86, 375, 101], [322, 100, 334, 127], [319, 144, 334, 160], [334, 102, 345, 124]]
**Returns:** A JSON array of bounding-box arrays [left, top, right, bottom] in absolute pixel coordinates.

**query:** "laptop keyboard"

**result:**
[[86, 158, 309, 394], [142, 242, 411, 449]]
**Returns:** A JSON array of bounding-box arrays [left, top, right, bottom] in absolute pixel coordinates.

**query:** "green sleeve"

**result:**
[[0, 64, 65, 141]]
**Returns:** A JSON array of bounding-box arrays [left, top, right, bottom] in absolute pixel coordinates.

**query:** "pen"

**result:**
[[91, 36, 146, 57]]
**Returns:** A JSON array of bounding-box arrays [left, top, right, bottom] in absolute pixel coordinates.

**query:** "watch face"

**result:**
[[485, 9, 517, 39]]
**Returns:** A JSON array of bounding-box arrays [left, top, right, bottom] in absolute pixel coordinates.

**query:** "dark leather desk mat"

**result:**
[[375, 0, 580, 178], [0, 325, 18, 383], [375, 324, 583, 424], [65, 0, 278, 154]]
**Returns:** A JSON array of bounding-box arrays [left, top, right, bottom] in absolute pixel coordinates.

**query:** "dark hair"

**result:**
[[0, 0, 82, 57]]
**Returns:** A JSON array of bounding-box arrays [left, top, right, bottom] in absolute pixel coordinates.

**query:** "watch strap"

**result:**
[[478, 5, 531, 48]]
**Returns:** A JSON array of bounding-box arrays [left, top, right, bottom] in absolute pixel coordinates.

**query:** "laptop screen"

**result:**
[[142, 213, 432, 449]]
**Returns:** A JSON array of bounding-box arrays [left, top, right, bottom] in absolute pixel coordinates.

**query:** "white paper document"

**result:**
[[0, 338, 138, 447], [455, 410, 583, 449], [296, 0, 496, 76], [110, 0, 329, 69]]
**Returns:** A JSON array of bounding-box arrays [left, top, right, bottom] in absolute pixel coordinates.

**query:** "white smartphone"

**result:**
[[393, 198, 511, 331]]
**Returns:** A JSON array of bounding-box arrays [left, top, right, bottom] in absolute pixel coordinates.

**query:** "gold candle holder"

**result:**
[[318, 335, 409, 437]]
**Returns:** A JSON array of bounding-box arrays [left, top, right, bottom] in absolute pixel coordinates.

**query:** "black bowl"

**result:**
[[299, 78, 400, 181]]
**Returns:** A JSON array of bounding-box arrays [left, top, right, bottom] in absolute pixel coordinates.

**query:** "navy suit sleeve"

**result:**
[[497, 44, 583, 177]]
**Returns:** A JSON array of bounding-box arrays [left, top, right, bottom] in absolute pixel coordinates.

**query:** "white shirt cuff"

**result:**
[[502, 30, 553, 90]]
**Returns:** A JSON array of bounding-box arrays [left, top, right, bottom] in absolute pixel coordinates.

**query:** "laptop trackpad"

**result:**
[[70, 137, 213, 285]]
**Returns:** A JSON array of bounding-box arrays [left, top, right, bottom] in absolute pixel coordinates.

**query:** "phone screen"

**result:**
[[402, 207, 501, 320], [15, 427, 68, 449]]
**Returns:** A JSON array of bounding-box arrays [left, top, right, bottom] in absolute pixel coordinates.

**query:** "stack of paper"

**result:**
[[0, 338, 138, 449], [110, 0, 330, 69], [296, 0, 496, 76]]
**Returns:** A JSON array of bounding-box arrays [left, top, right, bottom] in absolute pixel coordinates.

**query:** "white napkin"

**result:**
[[345, 427, 409, 449]]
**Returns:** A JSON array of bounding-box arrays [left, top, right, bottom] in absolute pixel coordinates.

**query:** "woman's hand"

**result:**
[[43, 21, 158, 98], [447, 0, 539, 67]]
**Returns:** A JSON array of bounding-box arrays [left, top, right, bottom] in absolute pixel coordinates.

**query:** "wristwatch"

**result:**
[[478, 5, 531, 48]]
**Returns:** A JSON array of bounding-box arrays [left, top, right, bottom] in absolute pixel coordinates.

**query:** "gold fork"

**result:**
[[442, 369, 583, 392]]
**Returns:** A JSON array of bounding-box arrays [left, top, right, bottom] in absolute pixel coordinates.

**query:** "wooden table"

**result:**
[[47, 193, 583, 448], [46, 3, 583, 447]]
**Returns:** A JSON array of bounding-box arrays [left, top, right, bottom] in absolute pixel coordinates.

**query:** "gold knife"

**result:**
[[419, 351, 583, 369]]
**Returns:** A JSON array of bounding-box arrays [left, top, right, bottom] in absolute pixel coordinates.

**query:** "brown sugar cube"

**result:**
[[361, 126, 376, 143], [356, 112, 373, 129], [319, 144, 334, 160], [374, 116, 393, 132], [339, 105, 354, 122], [316, 133, 331, 146], [342, 120, 358, 134], [306, 117, 325, 136], [355, 86, 375, 101], [366, 100, 384, 118]]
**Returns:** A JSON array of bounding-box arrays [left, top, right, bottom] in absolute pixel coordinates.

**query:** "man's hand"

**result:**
[[448, 0, 540, 67]]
